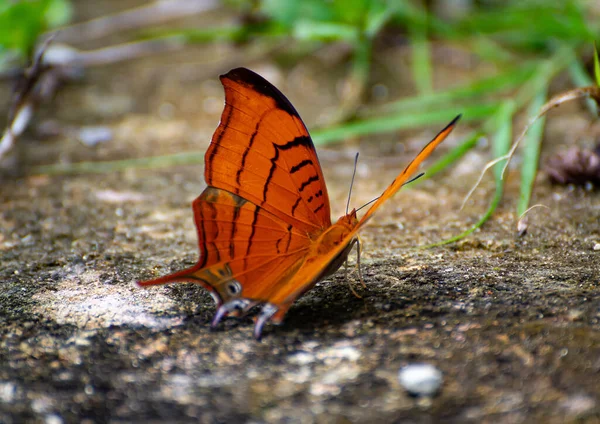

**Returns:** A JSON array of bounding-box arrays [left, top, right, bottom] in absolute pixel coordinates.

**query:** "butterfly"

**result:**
[[139, 67, 460, 339]]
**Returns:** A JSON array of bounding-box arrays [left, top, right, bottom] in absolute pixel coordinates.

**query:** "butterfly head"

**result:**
[[338, 208, 359, 228]]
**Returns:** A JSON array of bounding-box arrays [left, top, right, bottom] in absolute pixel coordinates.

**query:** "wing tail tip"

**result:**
[[137, 266, 199, 287], [137, 275, 179, 287], [444, 114, 462, 132]]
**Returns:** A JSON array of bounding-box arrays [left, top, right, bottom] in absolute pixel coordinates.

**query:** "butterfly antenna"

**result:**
[[355, 172, 426, 213], [346, 153, 360, 215], [405, 172, 425, 185], [356, 196, 379, 213]]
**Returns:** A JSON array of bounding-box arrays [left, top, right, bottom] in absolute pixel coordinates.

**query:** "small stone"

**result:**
[[31, 395, 54, 413], [398, 363, 443, 397], [567, 309, 585, 322], [0, 382, 16, 403], [561, 394, 596, 417], [45, 414, 64, 424], [77, 126, 113, 147], [288, 351, 315, 365], [593, 243, 600, 251]]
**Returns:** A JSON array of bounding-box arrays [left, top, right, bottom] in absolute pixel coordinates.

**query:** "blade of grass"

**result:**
[[293, 21, 359, 42], [364, 2, 394, 38], [313, 102, 498, 146], [469, 36, 516, 64], [513, 45, 572, 108], [409, 20, 432, 94], [594, 43, 600, 86], [420, 130, 483, 180], [145, 26, 249, 43], [423, 100, 514, 247], [568, 57, 598, 116], [332, 34, 372, 122], [455, 2, 593, 50], [390, 1, 458, 39], [374, 63, 535, 114], [495, 47, 579, 183], [517, 88, 547, 217]]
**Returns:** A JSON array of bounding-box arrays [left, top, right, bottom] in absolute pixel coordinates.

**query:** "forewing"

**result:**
[[205, 67, 332, 234]]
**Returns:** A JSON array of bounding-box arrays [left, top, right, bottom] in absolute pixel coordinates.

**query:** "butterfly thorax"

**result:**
[[313, 210, 357, 252], [301, 209, 358, 277]]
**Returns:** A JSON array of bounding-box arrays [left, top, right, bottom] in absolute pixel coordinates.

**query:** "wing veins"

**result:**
[[198, 218, 305, 235], [209, 168, 299, 198]]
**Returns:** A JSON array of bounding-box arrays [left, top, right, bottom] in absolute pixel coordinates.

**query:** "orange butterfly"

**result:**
[[139, 68, 459, 339]]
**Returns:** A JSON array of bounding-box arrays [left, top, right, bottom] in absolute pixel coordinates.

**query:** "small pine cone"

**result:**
[[545, 144, 600, 187]]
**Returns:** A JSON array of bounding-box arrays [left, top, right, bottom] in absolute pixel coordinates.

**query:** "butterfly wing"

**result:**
[[205, 67, 332, 235], [139, 187, 312, 307], [261, 115, 461, 325]]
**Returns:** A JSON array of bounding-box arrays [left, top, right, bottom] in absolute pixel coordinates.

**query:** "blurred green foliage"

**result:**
[[237, 0, 597, 50], [0, 0, 72, 64], [259, 0, 390, 42]]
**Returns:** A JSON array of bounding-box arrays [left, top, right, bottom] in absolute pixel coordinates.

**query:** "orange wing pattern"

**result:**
[[205, 68, 331, 235], [140, 187, 311, 305], [138, 66, 460, 339]]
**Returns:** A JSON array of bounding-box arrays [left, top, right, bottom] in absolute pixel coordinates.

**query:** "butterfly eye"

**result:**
[[226, 281, 242, 296]]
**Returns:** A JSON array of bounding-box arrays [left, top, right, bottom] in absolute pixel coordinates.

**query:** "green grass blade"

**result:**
[[424, 101, 514, 247], [421, 186, 503, 247], [293, 21, 358, 42], [390, 1, 458, 39], [567, 57, 593, 85], [517, 89, 547, 216], [567, 58, 598, 116], [312, 102, 498, 146], [594, 42, 600, 86], [469, 36, 515, 64], [491, 101, 515, 181], [421, 130, 483, 180], [364, 3, 393, 38], [513, 46, 572, 108], [141, 26, 251, 43], [409, 21, 432, 94], [378, 64, 535, 114]]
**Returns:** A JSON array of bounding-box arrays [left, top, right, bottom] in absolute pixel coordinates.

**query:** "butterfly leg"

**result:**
[[347, 276, 363, 299], [355, 237, 367, 290], [211, 298, 255, 329], [253, 303, 279, 340], [345, 238, 366, 299]]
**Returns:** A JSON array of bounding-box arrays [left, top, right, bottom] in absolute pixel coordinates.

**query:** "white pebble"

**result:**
[[398, 363, 443, 396], [593, 243, 600, 251], [45, 414, 64, 424], [0, 382, 16, 403], [77, 126, 113, 147]]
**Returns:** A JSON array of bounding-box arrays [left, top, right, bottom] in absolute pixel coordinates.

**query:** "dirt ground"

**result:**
[[1, 6, 600, 424]]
